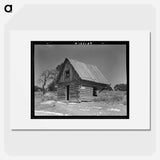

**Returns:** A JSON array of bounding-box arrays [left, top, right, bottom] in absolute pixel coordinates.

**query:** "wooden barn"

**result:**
[[56, 58, 109, 102]]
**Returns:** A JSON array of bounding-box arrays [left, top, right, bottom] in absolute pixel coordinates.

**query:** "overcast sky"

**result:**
[[34, 44, 126, 87]]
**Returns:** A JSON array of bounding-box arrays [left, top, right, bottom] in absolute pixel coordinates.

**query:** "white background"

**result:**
[[10, 31, 150, 130], [1, 0, 160, 160]]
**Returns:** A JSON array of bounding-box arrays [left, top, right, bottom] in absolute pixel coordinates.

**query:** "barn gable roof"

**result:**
[[67, 58, 109, 84]]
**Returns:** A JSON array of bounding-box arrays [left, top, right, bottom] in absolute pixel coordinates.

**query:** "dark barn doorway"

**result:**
[[66, 85, 70, 100]]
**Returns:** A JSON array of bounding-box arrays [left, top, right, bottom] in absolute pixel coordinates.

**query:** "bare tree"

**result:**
[[38, 69, 58, 95]]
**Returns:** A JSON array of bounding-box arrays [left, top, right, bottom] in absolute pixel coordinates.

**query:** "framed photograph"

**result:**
[[10, 31, 150, 130], [31, 41, 129, 119]]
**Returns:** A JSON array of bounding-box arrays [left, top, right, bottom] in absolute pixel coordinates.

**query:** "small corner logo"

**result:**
[[4, 4, 12, 13]]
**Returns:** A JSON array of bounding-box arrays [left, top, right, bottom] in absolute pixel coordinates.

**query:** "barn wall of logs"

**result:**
[[57, 85, 66, 101], [57, 81, 102, 102], [79, 86, 94, 101]]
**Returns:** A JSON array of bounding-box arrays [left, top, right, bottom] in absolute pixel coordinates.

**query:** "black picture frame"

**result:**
[[31, 41, 129, 119]]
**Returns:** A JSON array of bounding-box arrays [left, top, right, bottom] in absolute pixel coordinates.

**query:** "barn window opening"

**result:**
[[65, 70, 70, 79], [93, 87, 97, 96]]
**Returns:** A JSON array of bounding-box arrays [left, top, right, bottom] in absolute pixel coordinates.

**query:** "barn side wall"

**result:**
[[79, 80, 107, 102], [79, 86, 94, 102], [57, 80, 107, 102]]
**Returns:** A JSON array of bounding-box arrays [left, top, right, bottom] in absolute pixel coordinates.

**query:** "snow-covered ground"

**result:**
[[41, 100, 55, 105], [35, 110, 69, 116], [35, 91, 127, 116]]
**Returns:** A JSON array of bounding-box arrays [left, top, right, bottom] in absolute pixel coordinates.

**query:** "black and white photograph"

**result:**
[[31, 41, 129, 119]]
